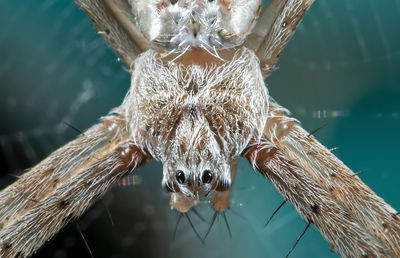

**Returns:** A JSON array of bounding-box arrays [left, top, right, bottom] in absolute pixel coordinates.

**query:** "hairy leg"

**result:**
[[242, 139, 389, 257], [0, 115, 151, 257], [263, 101, 400, 256]]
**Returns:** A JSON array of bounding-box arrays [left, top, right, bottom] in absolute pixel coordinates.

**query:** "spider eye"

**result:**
[[176, 170, 186, 184], [201, 170, 213, 184]]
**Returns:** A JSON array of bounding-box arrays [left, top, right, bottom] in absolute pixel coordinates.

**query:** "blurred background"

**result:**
[[0, 0, 399, 257]]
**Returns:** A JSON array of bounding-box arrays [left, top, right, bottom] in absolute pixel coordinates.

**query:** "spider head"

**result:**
[[156, 106, 235, 197], [161, 157, 232, 197], [129, 0, 262, 51]]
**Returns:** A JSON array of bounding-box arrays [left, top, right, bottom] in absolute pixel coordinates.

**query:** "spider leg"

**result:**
[[75, 0, 149, 69], [265, 101, 400, 256], [242, 138, 389, 257], [245, 0, 314, 78], [0, 115, 151, 257]]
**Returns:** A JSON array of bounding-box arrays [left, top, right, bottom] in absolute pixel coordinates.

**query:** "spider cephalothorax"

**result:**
[[129, 0, 262, 51], [125, 47, 268, 197]]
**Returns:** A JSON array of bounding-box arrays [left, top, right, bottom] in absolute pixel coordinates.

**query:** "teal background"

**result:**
[[0, 1, 399, 257]]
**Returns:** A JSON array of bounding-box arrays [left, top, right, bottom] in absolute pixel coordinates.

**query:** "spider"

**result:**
[[1, 0, 400, 257]]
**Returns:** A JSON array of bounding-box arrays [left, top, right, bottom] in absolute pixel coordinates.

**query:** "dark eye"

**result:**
[[176, 170, 185, 184], [202, 170, 213, 184]]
